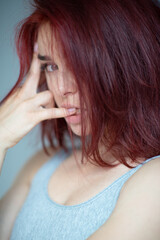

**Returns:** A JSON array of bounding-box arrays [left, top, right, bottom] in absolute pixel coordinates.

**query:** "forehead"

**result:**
[[37, 22, 62, 61]]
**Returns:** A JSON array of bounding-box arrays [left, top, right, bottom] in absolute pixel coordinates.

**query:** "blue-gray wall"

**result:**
[[0, 0, 42, 199]]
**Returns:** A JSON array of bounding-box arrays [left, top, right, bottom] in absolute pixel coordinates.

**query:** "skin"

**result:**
[[37, 23, 110, 167], [0, 41, 77, 152], [0, 25, 79, 174], [37, 23, 90, 137]]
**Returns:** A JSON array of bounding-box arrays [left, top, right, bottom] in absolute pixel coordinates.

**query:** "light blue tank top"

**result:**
[[10, 148, 160, 240]]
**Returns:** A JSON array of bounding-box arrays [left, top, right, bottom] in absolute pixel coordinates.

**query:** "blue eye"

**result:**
[[41, 63, 58, 73]]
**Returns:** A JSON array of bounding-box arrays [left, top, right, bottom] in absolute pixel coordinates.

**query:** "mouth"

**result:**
[[74, 108, 81, 115], [65, 108, 86, 125]]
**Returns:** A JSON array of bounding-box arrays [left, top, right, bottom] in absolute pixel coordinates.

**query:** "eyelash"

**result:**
[[41, 63, 59, 73]]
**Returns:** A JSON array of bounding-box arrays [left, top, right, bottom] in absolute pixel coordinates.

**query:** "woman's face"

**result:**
[[37, 23, 89, 136]]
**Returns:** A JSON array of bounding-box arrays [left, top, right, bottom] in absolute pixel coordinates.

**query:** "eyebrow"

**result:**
[[38, 54, 52, 61]]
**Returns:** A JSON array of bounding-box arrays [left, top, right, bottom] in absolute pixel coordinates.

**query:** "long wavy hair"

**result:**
[[1, 0, 160, 168]]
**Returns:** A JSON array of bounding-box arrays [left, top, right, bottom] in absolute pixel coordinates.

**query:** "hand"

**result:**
[[0, 43, 76, 150]]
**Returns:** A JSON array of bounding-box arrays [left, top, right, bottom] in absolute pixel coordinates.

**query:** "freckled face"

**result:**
[[37, 23, 90, 136]]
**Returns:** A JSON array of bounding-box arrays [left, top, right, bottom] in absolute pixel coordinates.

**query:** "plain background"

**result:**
[[0, 0, 43, 198], [0, 0, 160, 199]]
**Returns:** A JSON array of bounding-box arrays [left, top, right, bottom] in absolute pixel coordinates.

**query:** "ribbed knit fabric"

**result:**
[[10, 148, 160, 240]]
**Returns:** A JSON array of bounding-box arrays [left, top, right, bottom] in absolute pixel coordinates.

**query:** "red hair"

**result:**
[[1, 0, 160, 168]]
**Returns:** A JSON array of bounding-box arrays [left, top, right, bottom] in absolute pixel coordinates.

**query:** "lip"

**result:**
[[65, 112, 81, 124], [61, 104, 80, 109], [61, 104, 87, 125], [61, 104, 87, 111]]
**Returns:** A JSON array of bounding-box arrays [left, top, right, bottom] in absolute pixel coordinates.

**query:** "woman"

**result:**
[[0, 0, 160, 239]]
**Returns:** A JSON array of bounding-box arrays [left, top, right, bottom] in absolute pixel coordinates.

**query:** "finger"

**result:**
[[36, 107, 77, 122], [40, 100, 54, 109], [30, 90, 54, 109], [45, 99, 54, 109], [12, 87, 22, 96], [22, 43, 41, 97]]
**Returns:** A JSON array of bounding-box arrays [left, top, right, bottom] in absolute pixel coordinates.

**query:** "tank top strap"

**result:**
[[113, 154, 160, 187], [143, 154, 160, 164], [132, 154, 160, 172]]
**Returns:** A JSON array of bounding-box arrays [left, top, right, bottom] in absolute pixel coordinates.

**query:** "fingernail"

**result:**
[[34, 42, 38, 53], [68, 108, 76, 113]]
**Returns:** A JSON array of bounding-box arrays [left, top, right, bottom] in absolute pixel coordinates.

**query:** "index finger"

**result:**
[[36, 107, 77, 122], [21, 43, 41, 97]]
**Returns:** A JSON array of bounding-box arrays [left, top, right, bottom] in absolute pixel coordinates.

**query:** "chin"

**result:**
[[64, 110, 90, 136], [66, 122, 83, 136], [66, 121, 90, 136]]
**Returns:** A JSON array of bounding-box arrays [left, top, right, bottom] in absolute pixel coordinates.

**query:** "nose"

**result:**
[[58, 71, 78, 97]]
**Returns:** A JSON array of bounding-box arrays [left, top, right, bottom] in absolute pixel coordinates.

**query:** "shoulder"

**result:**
[[123, 155, 160, 196], [88, 156, 160, 240], [120, 155, 160, 213]]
